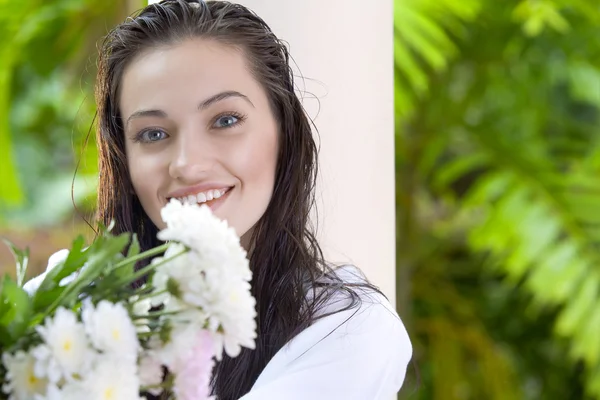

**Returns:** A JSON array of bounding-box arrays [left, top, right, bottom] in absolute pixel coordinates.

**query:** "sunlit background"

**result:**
[[1, 0, 600, 399]]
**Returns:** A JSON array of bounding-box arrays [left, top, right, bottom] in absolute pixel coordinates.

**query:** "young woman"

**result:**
[[30, 0, 412, 398]]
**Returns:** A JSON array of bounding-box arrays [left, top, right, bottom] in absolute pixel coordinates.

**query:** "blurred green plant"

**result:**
[[396, 0, 600, 398], [394, 0, 482, 119], [0, 0, 142, 227]]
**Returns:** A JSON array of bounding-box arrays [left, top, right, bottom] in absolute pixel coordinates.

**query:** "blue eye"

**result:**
[[213, 114, 243, 129], [136, 129, 168, 143]]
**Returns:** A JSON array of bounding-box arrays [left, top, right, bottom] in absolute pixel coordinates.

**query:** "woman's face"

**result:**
[[119, 39, 279, 245]]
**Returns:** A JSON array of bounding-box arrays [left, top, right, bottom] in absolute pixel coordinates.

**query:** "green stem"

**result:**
[[140, 383, 169, 391], [141, 373, 175, 391], [132, 309, 182, 320], [137, 331, 156, 338], [133, 289, 168, 303], [112, 248, 188, 288], [113, 242, 171, 270], [133, 284, 151, 293]]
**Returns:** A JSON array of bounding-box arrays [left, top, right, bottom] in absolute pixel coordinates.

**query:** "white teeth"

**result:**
[[176, 188, 229, 205]]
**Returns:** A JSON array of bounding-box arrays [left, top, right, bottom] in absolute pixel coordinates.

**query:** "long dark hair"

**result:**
[[94, 1, 368, 398]]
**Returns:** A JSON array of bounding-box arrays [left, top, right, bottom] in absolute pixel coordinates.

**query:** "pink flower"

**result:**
[[173, 330, 215, 400]]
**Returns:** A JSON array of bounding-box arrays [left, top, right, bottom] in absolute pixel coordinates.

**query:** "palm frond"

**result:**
[[437, 132, 600, 397], [394, 0, 482, 119], [399, 1, 600, 397]]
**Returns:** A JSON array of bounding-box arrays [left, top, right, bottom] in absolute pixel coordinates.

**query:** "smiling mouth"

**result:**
[[168, 187, 233, 208]]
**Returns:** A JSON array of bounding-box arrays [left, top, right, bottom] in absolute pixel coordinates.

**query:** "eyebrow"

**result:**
[[199, 90, 254, 110], [125, 90, 254, 129]]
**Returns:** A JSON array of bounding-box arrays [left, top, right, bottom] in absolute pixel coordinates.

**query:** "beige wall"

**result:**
[[235, 0, 396, 301], [147, 0, 396, 302]]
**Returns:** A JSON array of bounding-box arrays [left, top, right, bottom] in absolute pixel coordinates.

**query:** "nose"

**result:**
[[168, 129, 215, 183]]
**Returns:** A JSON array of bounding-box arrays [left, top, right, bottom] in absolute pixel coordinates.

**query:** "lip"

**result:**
[[203, 186, 233, 213], [166, 183, 234, 199]]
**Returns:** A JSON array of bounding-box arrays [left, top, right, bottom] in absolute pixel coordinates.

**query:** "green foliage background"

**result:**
[[1, 0, 599, 398], [395, 0, 600, 399]]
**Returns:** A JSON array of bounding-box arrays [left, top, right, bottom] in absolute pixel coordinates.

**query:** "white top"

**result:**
[[25, 254, 412, 400], [240, 266, 412, 400]]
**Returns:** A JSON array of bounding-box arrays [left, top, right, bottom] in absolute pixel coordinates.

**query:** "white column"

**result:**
[[236, 0, 396, 302]]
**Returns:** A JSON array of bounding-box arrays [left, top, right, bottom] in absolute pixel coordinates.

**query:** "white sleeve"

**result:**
[[239, 291, 412, 400]]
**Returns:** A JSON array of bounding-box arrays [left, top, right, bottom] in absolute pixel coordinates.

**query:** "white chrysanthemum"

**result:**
[[132, 296, 152, 316], [82, 300, 139, 361], [131, 295, 153, 333], [163, 263, 256, 359], [158, 200, 250, 281], [44, 382, 86, 400], [34, 307, 92, 382], [170, 272, 257, 359], [151, 243, 201, 307], [154, 200, 257, 359], [2, 350, 47, 400], [210, 280, 257, 359], [138, 355, 163, 396], [153, 323, 199, 371], [84, 356, 141, 400]]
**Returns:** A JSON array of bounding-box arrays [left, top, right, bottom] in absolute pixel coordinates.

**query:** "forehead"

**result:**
[[119, 38, 260, 118]]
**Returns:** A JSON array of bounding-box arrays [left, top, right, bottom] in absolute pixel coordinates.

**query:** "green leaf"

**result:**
[[123, 234, 140, 272], [508, 203, 560, 272], [555, 275, 598, 340], [393, 0, 482, 122], [525, 242, 580, 304], [107, 234, 140, 283], [46, 232, 130, 313], [31, 287, 66, 321], [587, 361, 600, 399], [464, 171, 514, 206], [416, 133, 449, 176], [395, 39, 429, 96], [397, 7, 455, 71], [578, 303, 600, 366], [0, 54, 23, 206], [513, 0, 570, 36], [568, 61, 600, 107], [0, 276, 33, 345], [433, 152, 491, 191], [560, 191, 600, 225], [1, 238, 29, 287], [33, 235, 87, 311]]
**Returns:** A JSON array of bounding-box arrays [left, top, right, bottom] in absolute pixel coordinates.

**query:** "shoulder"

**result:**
[[246, 265, 413, 399], [317, 265, 412, 366], [310, 264, 411, 355], [314, 264, 405, 326]]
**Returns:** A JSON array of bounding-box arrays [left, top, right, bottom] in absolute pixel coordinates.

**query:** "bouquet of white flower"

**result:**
[[0, 200, 257, 400]]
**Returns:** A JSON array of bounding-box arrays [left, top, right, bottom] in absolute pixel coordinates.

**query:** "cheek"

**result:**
[[128, 154, 146, 195], [127, 151, 165, 224], [240, 132, 278, 192], [129, 163, 147, 196], [226, 126, 278, 236]]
